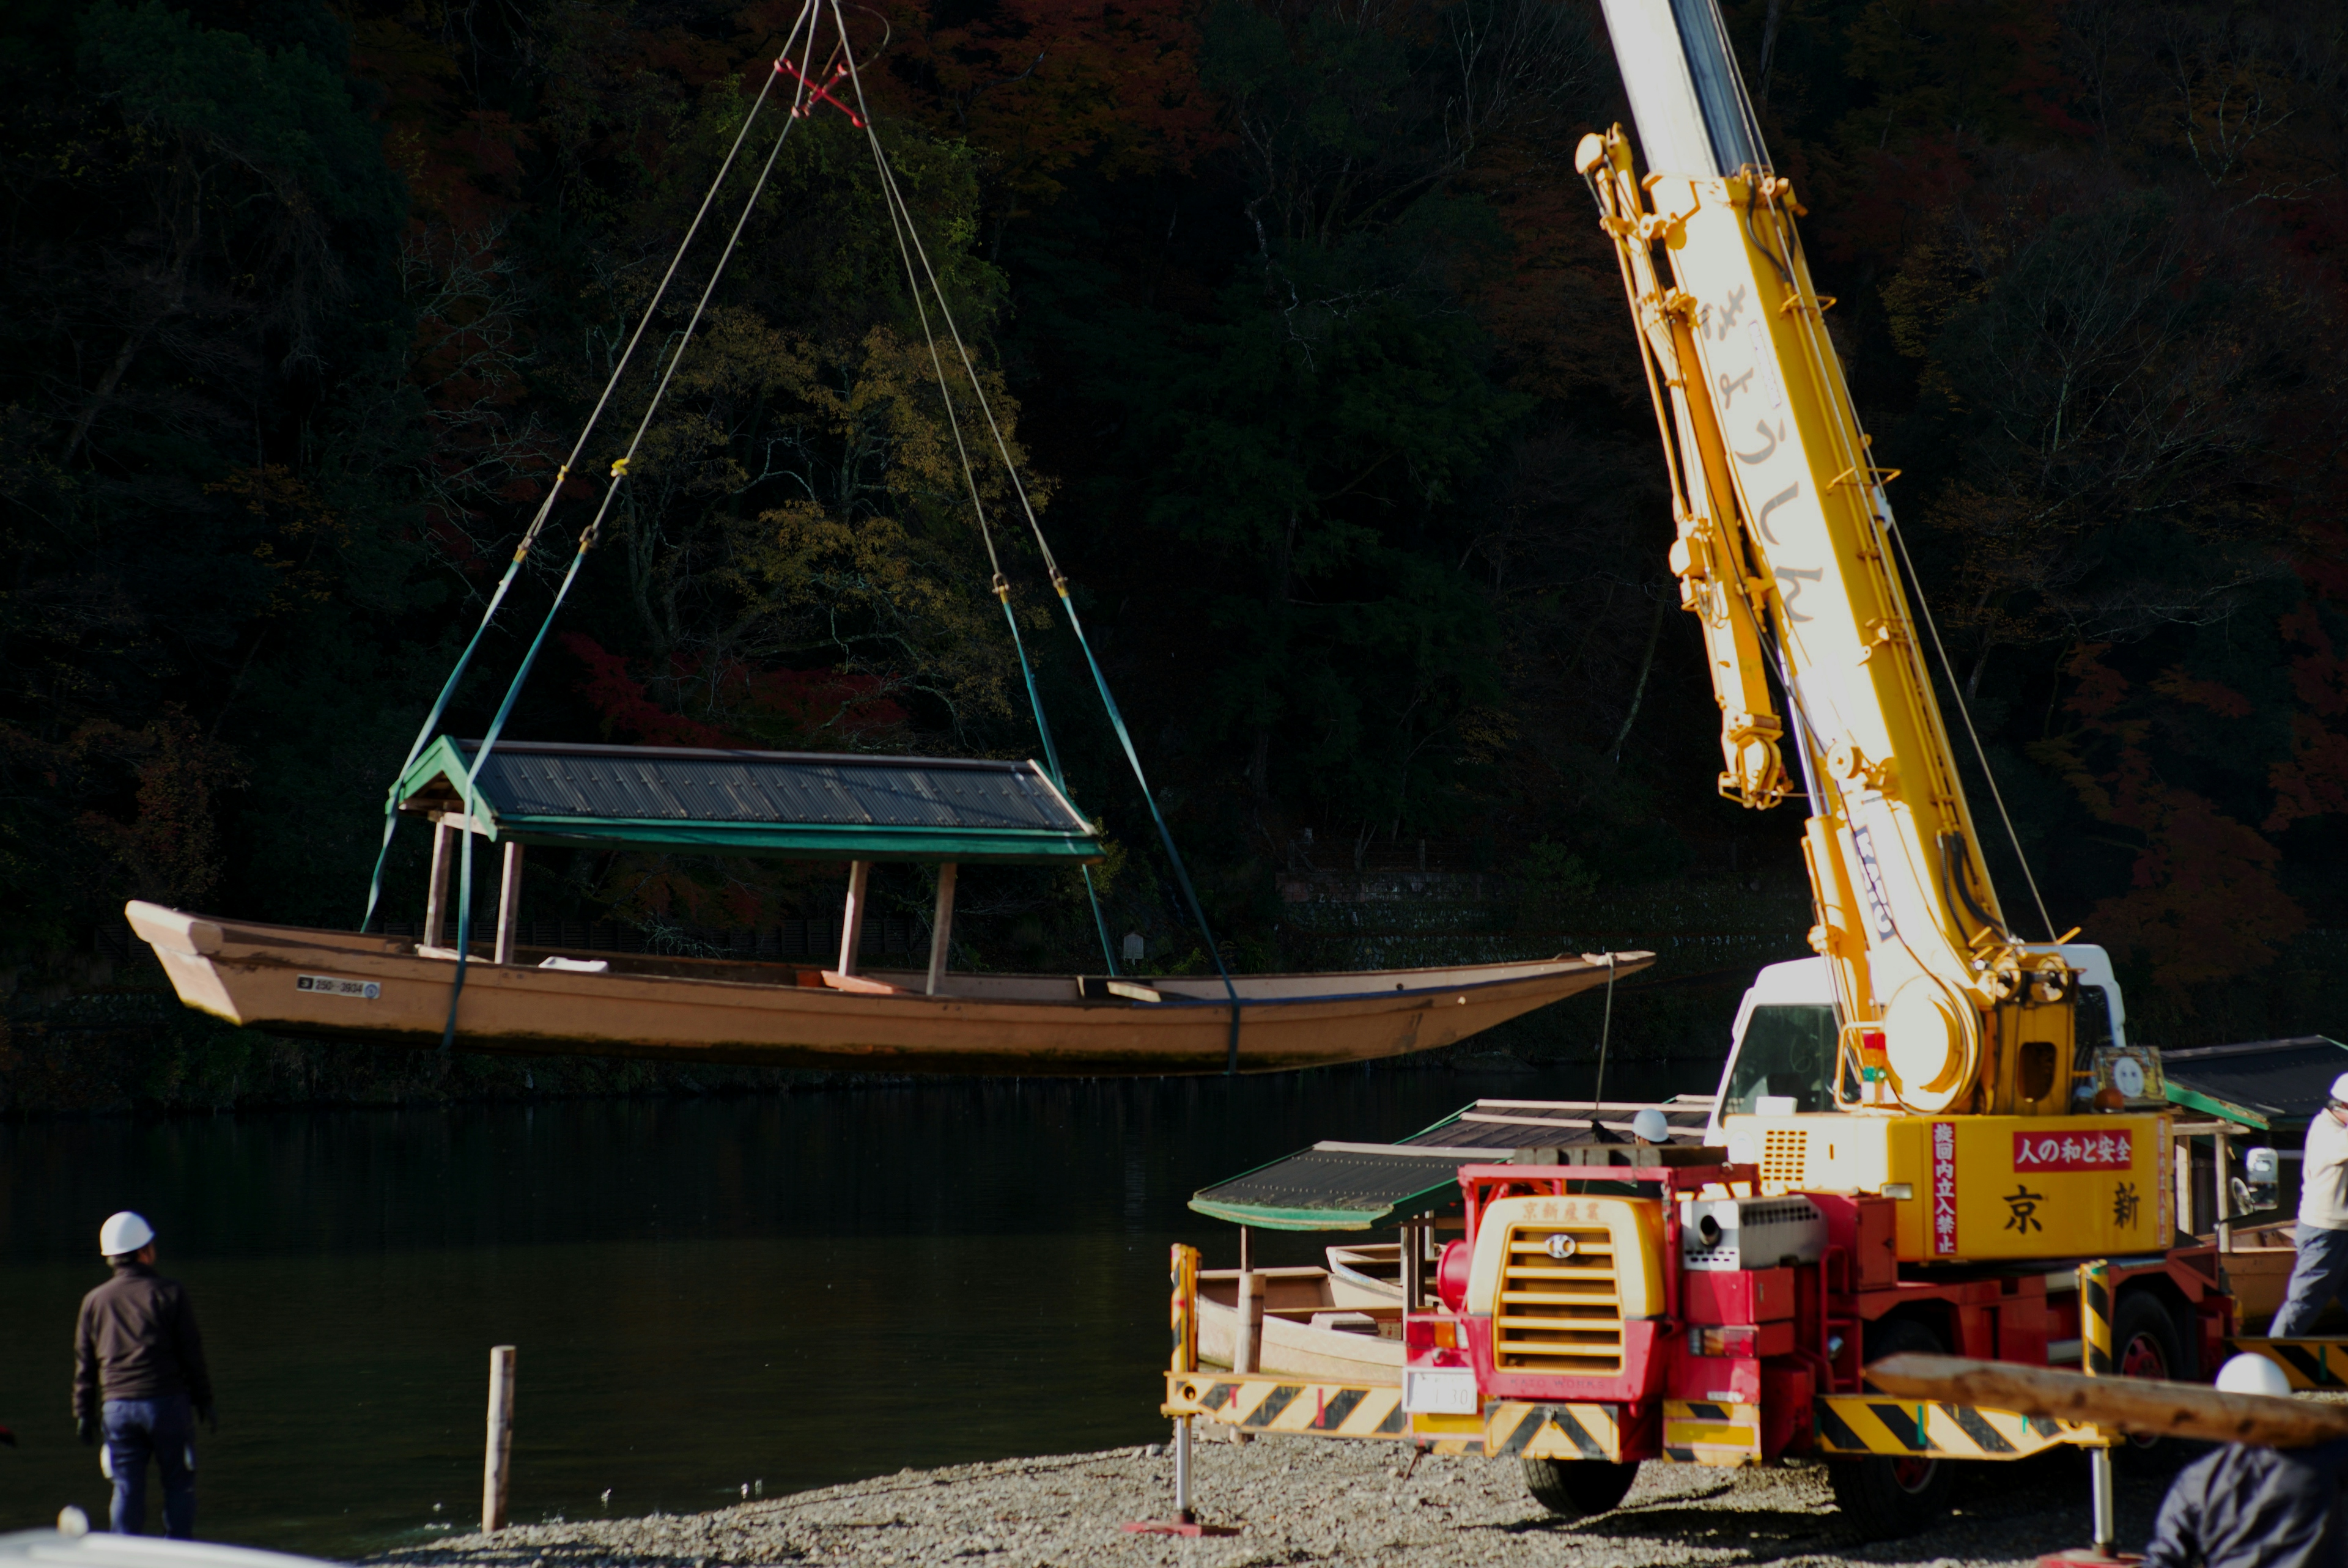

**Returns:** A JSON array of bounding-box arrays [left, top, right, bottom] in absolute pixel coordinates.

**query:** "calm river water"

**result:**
[[0, 1058, 1709, 1556]]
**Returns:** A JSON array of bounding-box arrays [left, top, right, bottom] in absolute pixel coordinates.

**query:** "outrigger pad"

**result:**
[[1121, 1519, 1240, 1537]]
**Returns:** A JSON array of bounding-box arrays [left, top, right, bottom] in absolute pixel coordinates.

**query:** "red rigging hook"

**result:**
[[774, 57, 864, 127]]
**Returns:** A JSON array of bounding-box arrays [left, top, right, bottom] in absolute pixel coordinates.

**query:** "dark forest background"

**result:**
[[4, 0, 2346, 1105]]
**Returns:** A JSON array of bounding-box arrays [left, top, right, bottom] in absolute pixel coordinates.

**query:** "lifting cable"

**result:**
[[1879, 514, 2058, 943], [363, 1, 821, 938], [430, 2, 828, 1052], [833, 9, 1247, 1069], [401, 0, 1235, 1065], [1760, 188, 2055, 943], [801, 4, 1115, 974]]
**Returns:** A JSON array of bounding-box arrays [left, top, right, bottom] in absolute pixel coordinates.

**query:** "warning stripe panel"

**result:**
[[1162, 1374, 1408, 1440], [1664, 1399, 1761, 1468], [1813, 1397, 2095, 1459], [2229, 1338, 2348, 1392], [1486, 1403, 1622, 1462]]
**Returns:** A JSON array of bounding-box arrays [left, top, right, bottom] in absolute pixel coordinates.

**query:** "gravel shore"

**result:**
[[374, 1434, 2181, 1568]]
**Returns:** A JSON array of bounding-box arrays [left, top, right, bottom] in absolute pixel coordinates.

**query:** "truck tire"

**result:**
[[1521, 1458, 1641, 1518], [1831, 1317, 1954, 1539], [2110, 1290, 2187, 1474]]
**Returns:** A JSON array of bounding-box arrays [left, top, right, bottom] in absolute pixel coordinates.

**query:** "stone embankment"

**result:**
[[376, 1434, 2178, 1568]]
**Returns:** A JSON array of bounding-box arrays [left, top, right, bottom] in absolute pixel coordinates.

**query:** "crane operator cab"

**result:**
[[1702, 946, 2128, 1136], [1697, 948, 2150, 1261]]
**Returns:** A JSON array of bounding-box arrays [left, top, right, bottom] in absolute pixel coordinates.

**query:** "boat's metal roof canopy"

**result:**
[[2160, 1036, 2348, 1133], [1189, 1098, 1718, 1230], [395, 737, 1104, 863]]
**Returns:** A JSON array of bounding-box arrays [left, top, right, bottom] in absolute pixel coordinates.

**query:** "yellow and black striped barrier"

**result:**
[[1170, 1243, 1198, 1375], [1664, 1400, 1762, 1466], [1488, 1402, 1626, 1463], [2081, 1258, 2113, 1375], [1814, 1396, 2099, 1459], [1163, 1375, 1633, 1456], [1164, 1374, 2103, 1463], [1164, 1373, 1411, 1441], [2226, 1338, 2348, 1390]]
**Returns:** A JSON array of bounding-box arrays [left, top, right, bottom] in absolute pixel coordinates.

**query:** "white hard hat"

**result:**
[[2330, 1072, 2348, 1104], [2215, 1353, 2292, 1398], [98, 1212, 154, 1257], [1631, 1108, 1671, 1143]]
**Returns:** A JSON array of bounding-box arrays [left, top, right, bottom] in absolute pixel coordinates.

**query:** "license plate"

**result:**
[[297, 974, 380, 1000], [1403, 1368, 1480, 1415]]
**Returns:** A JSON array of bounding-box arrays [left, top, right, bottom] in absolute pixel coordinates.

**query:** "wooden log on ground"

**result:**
[[1866, 1353, 2348, 1448]]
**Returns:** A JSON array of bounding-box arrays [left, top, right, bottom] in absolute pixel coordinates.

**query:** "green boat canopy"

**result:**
[[395, 737, 1104, 864], [2159, 1037, 2348, 1133], [1188, 1099, 1719, 1231]]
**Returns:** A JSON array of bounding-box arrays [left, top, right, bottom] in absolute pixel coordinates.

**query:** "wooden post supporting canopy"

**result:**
[[926, 863, 957, 996], [1401, 1220, 1427, 1313], [493, 842, 524, 965], [482, 1344, 517, 1533], [2216, 1125, 2235, 1253], [838, 861, 869, 977], [1230, 1263, 1263, 1445], [1233, 1272, 1261, 1375], [2176, 1129, 2196, 1237], [425, 817, 456, 951]]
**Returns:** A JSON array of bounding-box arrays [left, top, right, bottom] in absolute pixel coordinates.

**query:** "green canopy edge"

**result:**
[[393, 734, 1104, 864]]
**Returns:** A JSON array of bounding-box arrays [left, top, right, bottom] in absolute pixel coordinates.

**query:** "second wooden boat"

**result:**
[[1195, 1266, 1402, 1382]]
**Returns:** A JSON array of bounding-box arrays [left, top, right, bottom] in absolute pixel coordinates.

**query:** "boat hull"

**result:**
[[125, 902, 1652, 1075]]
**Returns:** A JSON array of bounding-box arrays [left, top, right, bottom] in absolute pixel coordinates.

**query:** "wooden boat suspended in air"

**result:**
[[128, 738, 1650, 1075]]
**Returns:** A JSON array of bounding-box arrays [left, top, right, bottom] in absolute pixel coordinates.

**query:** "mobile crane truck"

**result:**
[[1156, 0, 2240, 1538]]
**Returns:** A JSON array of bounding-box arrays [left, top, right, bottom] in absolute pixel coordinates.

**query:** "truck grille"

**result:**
[[1762, 1130, 1807, 1187], [1494, 1221, 1623, 1374]]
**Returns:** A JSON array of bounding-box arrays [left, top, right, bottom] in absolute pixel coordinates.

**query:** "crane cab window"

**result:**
[[2077, 984, 2115, 1053], [1724, 1004, 1850, 1115], [2071, 983, 2117, 1096]]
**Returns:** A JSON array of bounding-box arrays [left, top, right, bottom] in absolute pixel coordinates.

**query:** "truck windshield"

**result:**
[[1723, 1004, 1847, 1114]]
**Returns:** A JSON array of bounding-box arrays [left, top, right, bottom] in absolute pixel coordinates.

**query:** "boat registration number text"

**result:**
[[297, 974, 380, 1000]]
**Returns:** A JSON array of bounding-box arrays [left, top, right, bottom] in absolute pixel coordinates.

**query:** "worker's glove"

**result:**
[[76, 1417, 97, 1446], [196, 1404, 218, 1435]]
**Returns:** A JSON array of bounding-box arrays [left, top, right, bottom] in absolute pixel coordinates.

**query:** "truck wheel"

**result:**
[[1829, 1451, 1953, 1539], [2110, 1292, 2185, 1473], [1832, 1317, 1954, 1539], [1521, 1458, 1641, 1518]]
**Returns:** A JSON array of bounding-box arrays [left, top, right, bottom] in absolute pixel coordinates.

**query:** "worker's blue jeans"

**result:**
[[102, 1395, 194, 1537], [2271, 1224, 2348, 1338]]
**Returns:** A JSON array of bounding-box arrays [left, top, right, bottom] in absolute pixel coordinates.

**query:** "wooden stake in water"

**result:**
[[482, 1345, 517, 1534]]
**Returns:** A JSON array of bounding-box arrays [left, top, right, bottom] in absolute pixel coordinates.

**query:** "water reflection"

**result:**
[[0, 1057, 1707, 1555]]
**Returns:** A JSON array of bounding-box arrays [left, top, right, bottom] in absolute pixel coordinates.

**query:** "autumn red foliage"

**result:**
[[562, 635, 908, 751]]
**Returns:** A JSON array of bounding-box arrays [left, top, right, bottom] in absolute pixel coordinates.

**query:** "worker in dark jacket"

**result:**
[[2141, 1353, 2348, 1568], [73, 1212, 213, 1538]]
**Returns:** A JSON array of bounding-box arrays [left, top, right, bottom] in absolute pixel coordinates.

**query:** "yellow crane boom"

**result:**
[[1576, 0, 2081, 1124]]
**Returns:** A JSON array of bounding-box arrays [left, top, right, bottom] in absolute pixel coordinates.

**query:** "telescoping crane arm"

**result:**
[[1578, 0, 2078, 1117]]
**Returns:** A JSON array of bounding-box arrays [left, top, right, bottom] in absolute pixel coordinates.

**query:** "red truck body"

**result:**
[[1403, 1160, 2234, 1466]]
